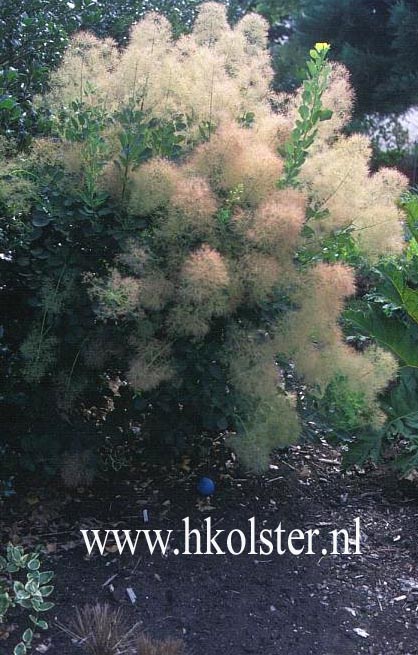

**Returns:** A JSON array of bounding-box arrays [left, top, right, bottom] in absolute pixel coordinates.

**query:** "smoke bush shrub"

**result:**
[[0, 3, 408, 472], [0, 0, 278, 146], [0, 0, 215, 146]]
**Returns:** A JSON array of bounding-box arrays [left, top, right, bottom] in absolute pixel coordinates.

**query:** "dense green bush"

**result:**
[[1, 0, 94, 144], [0, 0, 300, 146], [0, 0, 214, 145], [0, 4, 408, 475], [344, 193, 418, 473]]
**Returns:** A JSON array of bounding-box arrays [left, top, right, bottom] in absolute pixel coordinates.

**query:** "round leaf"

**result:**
[[27, 559, 40, 571]]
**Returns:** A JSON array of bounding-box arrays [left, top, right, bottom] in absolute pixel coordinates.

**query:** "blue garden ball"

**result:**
[[197, 477, 215, 496]]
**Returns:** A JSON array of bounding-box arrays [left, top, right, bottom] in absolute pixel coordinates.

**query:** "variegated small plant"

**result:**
[[0, 544, 54, 655]]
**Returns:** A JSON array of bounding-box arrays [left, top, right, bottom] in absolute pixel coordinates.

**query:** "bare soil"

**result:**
[[2, 441, 418, 655]]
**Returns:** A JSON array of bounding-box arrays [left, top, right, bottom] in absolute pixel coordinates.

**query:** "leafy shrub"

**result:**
[[0, 4, 408, 472], [342, 367, 418, 474], [0, 545, 54, 655], [347, 192, 418, 363], [0, 0, 95, 145], [0, 0, 210, 145], [343, 193, 418, 472], [0, 0, 289, 146]]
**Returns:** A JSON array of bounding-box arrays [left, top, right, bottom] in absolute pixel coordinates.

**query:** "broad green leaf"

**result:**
[[343, 431, 383, 469], [345, 307, 418, 367], [402, 286, 418, 324]]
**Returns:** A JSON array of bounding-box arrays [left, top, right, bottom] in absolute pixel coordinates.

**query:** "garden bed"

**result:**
[[2, 441, 418, 655]]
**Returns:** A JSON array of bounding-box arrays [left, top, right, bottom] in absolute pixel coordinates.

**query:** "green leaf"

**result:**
[[14, 643, 27, 655], [36, 601, 54, 612], [13, 581, 25, 594], [0, 592, 11, 616], [7, 563, 19, 573], [401, 286, 418, 324], [22, 628, 33, 644], [0, 97, 17, 110], [38, 571, 54, 585], [343, 431, 383, 469], [27, 571, 40, 583], [32, 214, 52, 228], [377, 258, 418, 325], [382, 369, 418, 433], [319, 108, 333, 121], [345, 306, 418, 367], [298, 104, 309, 120], [27, 558, 40, 571], [16, 591, 31, 601], [36, 619, 48, 630], [25, 580, 39, 595], [30, 598, 43, 612], [280, 42, 331, 187]]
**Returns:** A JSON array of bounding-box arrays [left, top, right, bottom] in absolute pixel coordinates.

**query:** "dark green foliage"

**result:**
[[343, 368, 418, 474], [0, 0, 79, 145], [347, 303, 418, 368], [342, 193, 418, 473], [298, 226, 362, 268], [346, 194, 418, 369], [0, 0, 209, 144], [382, 369, 418, 474], [318, 375, 372, 433], [229, 0, 301, 23], [0, 0, 306, 145], [0, 102, 229, 471], [280, 0, 418, 116], [141, 337, 236, 452]]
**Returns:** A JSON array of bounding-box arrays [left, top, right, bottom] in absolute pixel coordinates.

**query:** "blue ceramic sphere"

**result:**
[[197, 476, 215, 496]]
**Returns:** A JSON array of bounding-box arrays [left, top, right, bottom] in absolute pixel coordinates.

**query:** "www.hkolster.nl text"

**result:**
[[80, 517, 362, 557]]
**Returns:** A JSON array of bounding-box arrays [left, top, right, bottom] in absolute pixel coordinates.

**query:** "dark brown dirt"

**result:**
[[2, 441, 418, 655]]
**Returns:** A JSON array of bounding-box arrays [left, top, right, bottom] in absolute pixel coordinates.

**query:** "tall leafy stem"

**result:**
[[280, 42, 332, 188], [57, 85, 110, 212]]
